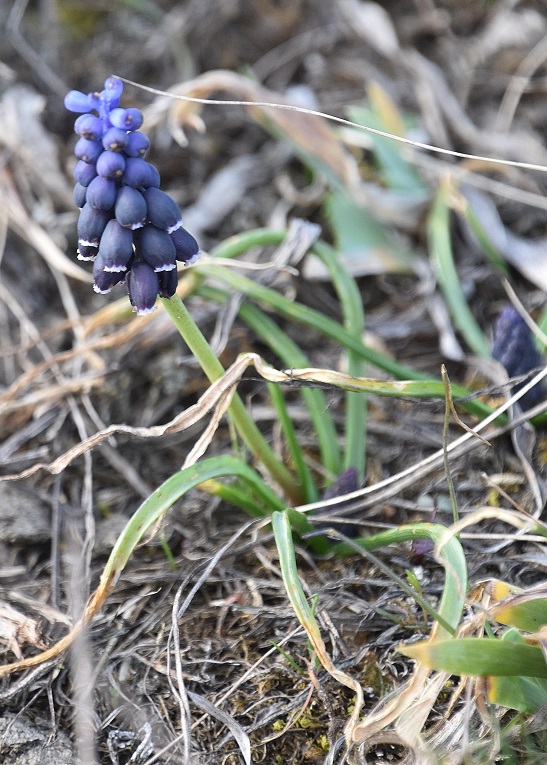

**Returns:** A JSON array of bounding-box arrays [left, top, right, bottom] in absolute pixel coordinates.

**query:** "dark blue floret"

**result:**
[[93, 253, 126, 294], [86, 176, 117, 211], [75, 137, 104, 163], [127, 261, 159, 315], [170, 226, 200, 264], [315, 467, 360, 538], [144, 187, 183, 233], [101, 127, 129, 152], [73, 182, 87, 209], [96, 150, 126, 179], [109, 107, 144, 131], [77, 243, 98, 261], [492, 306, 543, 410], [74, 159, 98, 186], [74, 114, 104, 141], [157, 268, 178, 299], [115, 186, 147, 229], [77, 204, 112, 247], [143, 162, 160, 188], [124, 132, 150, 158], [100, 93, 120, 111], [87, 91, 102, 112], [136, 225, 177, 272], [98, 220, 134, 272], [409, 537, 435, 565], [122, 158, 160, 189]]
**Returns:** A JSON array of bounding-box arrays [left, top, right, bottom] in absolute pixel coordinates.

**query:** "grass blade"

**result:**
[[312, 240, 367, 483], [459, 195, 508, 274], [493, 599, 547, 634], [350, 87, 428, 194], [235, 298, 342, 477], [198, 261, 498, 422], [101, 457, 285, 585], [489, 674, 547, 713], [427, 181, 490, 357], [334, 522, 467, 639], [323, 189, 417, 276], [488, 630, 547, 712], [401, 636, 547, 679], [275, 516, 467, 743], [197, 478, 273, 518], [268, 381, 319, 503]]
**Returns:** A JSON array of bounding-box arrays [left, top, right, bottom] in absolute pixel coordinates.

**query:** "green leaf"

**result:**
[[163, 295, 302, 503], [536, 304, 547, 354], [197, 478, 274, 518], [99, 456, 328, 592], [236, 298, 342, 477], [325, 190, 417, 276], [489, 673, 547, 713], [348, 104, 427, 193], [200, 258, 499, 423], [493, 598, 547, 633], [488, 630, 547, 712], [312, 240, 367, 483], [268, 381, 319, 504], [401, 636, 547, 679], [428, 183, 490, 358], [458, 197, 508, 274], [272, 511, 324, 639], [335, 523, 466, 638]]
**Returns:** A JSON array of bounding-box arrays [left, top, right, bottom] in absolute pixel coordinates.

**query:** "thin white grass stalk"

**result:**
[[502, 278, 547, 348], [118, 76, 547, 175], [168, 585, 192, 765], [435, 506, 541, 558], [296, 363, 547, 515]]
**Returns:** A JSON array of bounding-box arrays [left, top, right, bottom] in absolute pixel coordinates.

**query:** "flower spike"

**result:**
[[66, 76, 200, 311]]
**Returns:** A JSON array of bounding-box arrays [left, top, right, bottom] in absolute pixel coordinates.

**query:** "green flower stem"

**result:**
[[313, 241, 367, 483], [162, 294, 303, 504]]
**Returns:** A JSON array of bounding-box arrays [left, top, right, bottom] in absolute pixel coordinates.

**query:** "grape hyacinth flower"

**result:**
[[315, 467, 360, 538], [65, 77, 200, 315], [492, 306, 544, 410]]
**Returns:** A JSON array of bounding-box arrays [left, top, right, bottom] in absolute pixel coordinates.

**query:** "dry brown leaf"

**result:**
[[0, 602, 47, 659], [462, 184, 547, 291], [3, 169, 92, 283], [0, 85, 73, 208], [0, 352, 264, 482], [339, 0, 400, 58], [147, 70, 359, 190]]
